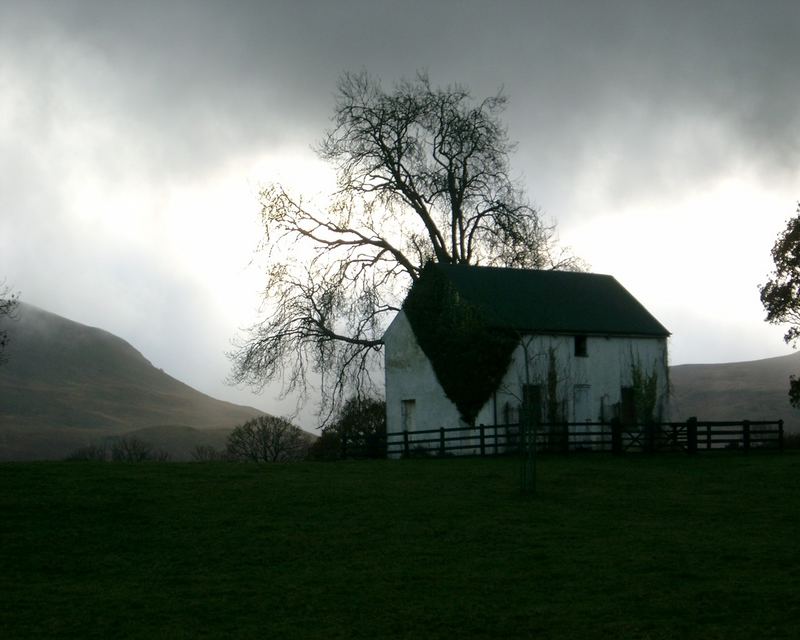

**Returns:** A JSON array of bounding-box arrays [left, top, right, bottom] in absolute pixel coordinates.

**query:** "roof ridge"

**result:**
[[435, 263, 615, 279], [421, 263, 669, 337]]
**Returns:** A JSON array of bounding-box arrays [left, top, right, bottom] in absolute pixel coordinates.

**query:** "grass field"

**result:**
[[1, 454, 799, 639]]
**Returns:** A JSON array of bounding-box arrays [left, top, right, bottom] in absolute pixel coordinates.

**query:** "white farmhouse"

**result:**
[[383, 264, 670, 455]]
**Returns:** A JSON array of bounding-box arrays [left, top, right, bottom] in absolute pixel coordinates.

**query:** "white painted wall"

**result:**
[[383, 311, 467, 457], [383, 310, 669, 456], [477, 334, 669, 427]]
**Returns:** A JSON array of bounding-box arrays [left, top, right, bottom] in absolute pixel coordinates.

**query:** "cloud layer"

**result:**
[[1, 0, 798, 426]]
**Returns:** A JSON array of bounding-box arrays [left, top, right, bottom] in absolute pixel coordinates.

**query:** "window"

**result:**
[[574, 335, 588, 357], [401, 399, 416, 432]]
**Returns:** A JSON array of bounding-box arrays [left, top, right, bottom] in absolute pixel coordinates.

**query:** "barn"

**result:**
[[383, 264, 670, 455]]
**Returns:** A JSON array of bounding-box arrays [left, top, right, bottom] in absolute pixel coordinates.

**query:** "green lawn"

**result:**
[[1, 454, 799, 639]]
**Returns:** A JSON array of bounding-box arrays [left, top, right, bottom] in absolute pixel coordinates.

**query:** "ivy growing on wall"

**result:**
[[545, 347, 566, 424], [630, 359, 660, 424], [403, 264, 518, 425], [544, 347, 569, 451]]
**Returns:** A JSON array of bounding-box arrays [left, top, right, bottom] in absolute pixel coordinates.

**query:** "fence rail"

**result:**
[[385, 418, 785, 458]]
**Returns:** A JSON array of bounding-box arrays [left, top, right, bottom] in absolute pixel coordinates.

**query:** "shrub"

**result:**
[[110, 436, 169, 462], [312, 396, 386, 460], [226, 416, 309, 462], [783, 432, 800, 449], [307, 430, 341, 461], [191, 445, 229, 462], [65, 444, 108, 461]]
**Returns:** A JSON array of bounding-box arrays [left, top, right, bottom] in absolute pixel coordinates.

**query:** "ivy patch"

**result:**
[[403, 264, 518, 424]]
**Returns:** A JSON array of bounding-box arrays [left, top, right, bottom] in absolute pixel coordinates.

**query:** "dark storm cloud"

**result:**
[[3, 0, 797, 198], [490, 1, 800, 213]]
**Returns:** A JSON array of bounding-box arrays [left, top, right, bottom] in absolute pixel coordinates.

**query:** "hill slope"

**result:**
[[670, 351, 800, 433], [3, 302, 797, 457], [0, 303, 265, 459]]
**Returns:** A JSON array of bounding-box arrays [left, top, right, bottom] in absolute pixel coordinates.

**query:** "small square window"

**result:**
[[574, 335, 588, 357]]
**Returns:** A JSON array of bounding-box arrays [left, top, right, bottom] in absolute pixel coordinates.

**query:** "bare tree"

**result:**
[[111, 436, 154, 462], [226, 415, 309, 462], [230, 71, 581, 417], [0, 281, 20, 365]]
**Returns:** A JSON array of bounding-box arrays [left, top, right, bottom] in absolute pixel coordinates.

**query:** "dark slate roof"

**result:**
[[431, 264, 670, 337]]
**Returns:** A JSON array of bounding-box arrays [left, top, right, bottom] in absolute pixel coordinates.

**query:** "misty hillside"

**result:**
[[669, 352, 800, 433], [0, 303, 265, 459]]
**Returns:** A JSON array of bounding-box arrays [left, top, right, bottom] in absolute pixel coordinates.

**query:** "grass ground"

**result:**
[[1, 454, 799, 639]]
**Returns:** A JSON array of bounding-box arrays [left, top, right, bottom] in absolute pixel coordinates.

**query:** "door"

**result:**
[[573, 385, 592, 447], [620, 387, 637, 425], [573, 385, 592, 423]]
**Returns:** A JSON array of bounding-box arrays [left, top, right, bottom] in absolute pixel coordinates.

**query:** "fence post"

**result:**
[[743, 420, 751, 452], [439, 427, 446, 457], [479, 423, 486, 457], [611, 418, 622, 455], [644, 421, 655, 454], [403, 430, 409, 458], [779, 419, 784, 452], [687, 417, 697, 454]]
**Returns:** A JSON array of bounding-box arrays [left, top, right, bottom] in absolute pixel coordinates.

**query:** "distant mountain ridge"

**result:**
[[669, 351, 800, 433], [0, 303, 266, 459]]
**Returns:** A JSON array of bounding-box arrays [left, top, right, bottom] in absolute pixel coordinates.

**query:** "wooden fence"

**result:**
[[385, 418, 785, 458]]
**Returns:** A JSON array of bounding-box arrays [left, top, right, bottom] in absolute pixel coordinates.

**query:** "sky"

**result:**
[[1, 0, 799, 429]]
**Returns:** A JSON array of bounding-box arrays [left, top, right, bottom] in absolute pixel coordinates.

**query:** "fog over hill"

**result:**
[[0, 303, 266, 459]]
